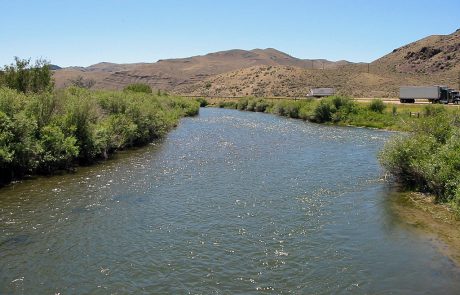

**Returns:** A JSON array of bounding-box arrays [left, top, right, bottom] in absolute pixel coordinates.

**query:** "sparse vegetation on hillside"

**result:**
[[51, 29, 460, 98], [68, 75, 96, 89]]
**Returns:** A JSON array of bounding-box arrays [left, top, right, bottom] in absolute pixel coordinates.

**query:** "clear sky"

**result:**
[[1, 0, 459, 67]]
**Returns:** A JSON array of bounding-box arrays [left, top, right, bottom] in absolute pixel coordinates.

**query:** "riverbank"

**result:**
[[390, 191, 460, 265], [212, 96, 452, 131], [0, 87, 199, 185]]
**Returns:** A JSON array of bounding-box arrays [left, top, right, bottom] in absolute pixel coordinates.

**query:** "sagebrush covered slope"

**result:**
[[53, 30, 460, 97]]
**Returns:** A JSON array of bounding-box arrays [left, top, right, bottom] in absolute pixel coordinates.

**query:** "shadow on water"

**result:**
[[0, 234, 32, 249]]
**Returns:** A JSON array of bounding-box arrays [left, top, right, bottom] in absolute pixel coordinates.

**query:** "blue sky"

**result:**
[[1, 0, 459, 67]]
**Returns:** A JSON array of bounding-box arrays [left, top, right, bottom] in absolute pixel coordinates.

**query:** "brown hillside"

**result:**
[[53, 48, 350, 90], [53, 30, 460, 97], [178, 30, 460, 97], [374, 29, 460, 75]]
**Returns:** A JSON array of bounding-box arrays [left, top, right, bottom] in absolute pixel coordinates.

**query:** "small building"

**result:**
[[308, 88, 335, 97]]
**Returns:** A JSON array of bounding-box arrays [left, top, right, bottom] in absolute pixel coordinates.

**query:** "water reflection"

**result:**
[[1, 108, 459, 294]]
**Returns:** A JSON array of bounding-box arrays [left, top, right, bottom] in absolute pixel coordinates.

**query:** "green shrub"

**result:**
[[0, 87, 198, 184], [331, 95, 350, 109], [424, 104, 446, 117], [37, 125, 79, 173], [313, 100, 334, 123], [123, 83, 152, 93], [273, 101, 287, 116], [380, 113, 460, 215], [246, 99, 257, 112], [237, 98, 249, 110], [218, 101, 237, 109], [255, 99, 270, 112], [1, 57, 53, 93], [195, 97, 208, 107], [368, 99, 386, 113]]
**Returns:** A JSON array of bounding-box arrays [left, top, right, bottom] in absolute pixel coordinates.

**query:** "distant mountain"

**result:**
[[52, 48, 351, 90], [52, 30, 460, 97], [179, 30, 460, 97], [49, 64, 62, 70]]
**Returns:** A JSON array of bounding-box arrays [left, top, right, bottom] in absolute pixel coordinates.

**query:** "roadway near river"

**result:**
[[353, 98, 460, 106], [182, 95, 460, 106]]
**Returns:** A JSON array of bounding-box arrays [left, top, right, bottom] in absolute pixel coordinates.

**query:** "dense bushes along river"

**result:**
[[380, 108, 460, 215], [217, 96, 460, 215], [0, 87, 199, 184], [218, 96, 420, 130]]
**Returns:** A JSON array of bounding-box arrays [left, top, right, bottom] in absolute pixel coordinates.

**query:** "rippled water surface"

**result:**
[[1, 108, 459, 294]]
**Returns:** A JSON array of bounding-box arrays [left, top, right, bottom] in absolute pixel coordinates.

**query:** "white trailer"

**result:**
[[309, 88, 335, 97], [399, 86, 450, 103]]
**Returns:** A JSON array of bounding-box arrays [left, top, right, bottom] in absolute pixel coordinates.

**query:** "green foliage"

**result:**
[[380, 113, 460, 215], [237, 98, 249, 110], [0, 87, 198, 184], [1, 57, 54, 93], [368, 99, 386, 113], [217, 101, 237, 109], [246, 99, 257, 112], [195, 97, 208, 107], [423, 104, 446, 117], [37, 125, 79, 173], [255, 99, 270, 112], [123, 83, 152, 94], [313, 100, 334, 122]]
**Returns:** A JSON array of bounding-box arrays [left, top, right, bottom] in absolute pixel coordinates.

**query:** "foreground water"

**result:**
[[1, 108, 459, 294]]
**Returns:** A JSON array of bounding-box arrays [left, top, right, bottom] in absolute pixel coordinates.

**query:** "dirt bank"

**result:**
[[390, 191, 460, 265]]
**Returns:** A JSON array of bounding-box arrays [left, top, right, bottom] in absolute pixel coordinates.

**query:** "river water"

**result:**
[[1, 108, 459, 294]]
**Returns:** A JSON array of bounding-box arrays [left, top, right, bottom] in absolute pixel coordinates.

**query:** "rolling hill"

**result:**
[[53, 48, 351, 90], [53, 29, 460, 97]]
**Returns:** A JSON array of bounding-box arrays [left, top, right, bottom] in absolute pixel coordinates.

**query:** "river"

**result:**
[[1, 108, 459, 294]]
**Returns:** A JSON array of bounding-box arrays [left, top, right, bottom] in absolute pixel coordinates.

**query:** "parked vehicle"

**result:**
[[449, 90, 460, 104], [399, 86, 458, 104], [309, 88, 335, 97]]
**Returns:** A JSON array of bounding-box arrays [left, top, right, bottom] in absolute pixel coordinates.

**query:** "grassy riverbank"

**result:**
[[213, 96, 460, 215], [380, 108, 460, 216], [215, 96, 460, 130], [0, 87, 199, 184]]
